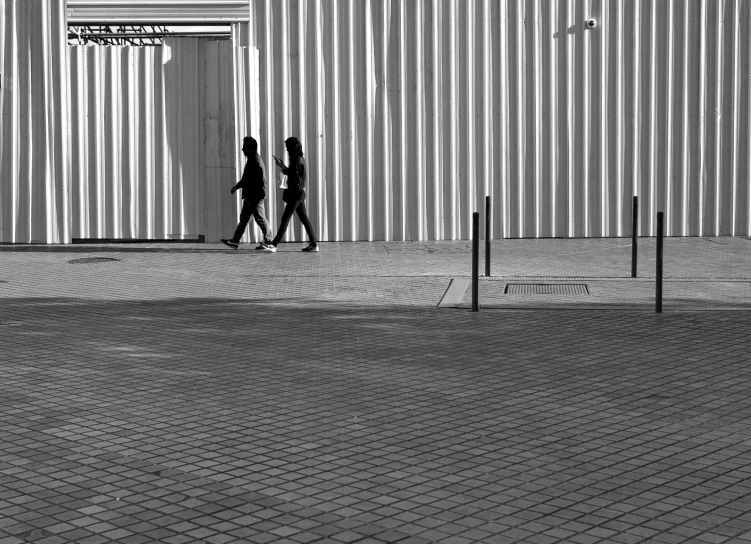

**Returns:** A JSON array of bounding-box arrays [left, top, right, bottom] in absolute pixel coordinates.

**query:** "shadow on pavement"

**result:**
[[3, 297, 751, 543]]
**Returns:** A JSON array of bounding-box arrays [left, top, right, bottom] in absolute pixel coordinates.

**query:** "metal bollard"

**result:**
[[472, 212, 479, 312], [656, 211, 663, 313], [631, 196, 638, 278], [485, 196, 491, 277]]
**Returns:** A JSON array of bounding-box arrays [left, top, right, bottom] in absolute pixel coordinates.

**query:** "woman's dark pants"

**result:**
[[272, 192, 317, 246]]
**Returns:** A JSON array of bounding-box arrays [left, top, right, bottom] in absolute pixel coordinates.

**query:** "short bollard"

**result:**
[[631, 196, 638, 278], [472, 212, 479, 312], [656, 211, 664, 313], [485, 196, 491, 277]]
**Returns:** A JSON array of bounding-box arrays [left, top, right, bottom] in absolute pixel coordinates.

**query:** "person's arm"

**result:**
[[274, 155, 288, 173], [281, 158, 301, 189], [286, 159, 305, 191], [257, 156, 267, 198], [297, 159, 306, 190], [232, 163, 248, 193]]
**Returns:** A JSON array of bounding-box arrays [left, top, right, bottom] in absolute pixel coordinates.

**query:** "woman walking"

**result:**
[[262, 137, 319, 252]]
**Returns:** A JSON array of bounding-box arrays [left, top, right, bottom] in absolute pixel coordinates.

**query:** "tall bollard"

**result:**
[[631, 196, 638, 278], [472, 212, 479, 312], [485, 196, 491, 277], [656, 211, 664, 313]]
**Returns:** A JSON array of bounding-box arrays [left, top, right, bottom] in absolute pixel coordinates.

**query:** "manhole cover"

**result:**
[[505, 284, 589, 295], [68, 257, 120, 264], [18, 530, 52, 541]]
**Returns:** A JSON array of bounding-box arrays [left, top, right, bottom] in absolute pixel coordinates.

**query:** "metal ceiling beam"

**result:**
[[67, 1, 250, 25]]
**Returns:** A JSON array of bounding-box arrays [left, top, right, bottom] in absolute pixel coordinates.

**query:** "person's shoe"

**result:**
[[302, 244, 319, 252], [255, 243, 267, 250], [261, 242, 277, 252], [221, 238, 239, 249]]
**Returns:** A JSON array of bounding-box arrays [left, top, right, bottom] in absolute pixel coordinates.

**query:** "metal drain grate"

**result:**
[[505, 283, 589, 295], [68, 257, 120, 264]]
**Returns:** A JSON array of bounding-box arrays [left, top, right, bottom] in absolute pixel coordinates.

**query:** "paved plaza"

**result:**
[[1, 237, 751, 543]]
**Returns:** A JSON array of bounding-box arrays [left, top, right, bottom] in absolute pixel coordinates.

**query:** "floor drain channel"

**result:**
[[505, 284, 589, 295], [68, 257, 120, 264]]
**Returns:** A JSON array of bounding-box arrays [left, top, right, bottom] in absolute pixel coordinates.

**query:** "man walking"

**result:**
[[221, 137, 273, 249]]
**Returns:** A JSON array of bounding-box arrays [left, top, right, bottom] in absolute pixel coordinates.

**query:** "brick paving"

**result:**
[[458, 279, 751, 311], [1, 237, 751, 544]]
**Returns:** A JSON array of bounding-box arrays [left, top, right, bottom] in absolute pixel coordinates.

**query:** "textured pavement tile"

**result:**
[[1, 239, 750, 543]]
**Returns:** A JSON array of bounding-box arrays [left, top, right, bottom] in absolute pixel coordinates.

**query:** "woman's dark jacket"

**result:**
[[282, 156, 306, 195]]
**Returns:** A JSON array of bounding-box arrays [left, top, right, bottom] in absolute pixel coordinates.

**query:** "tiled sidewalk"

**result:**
[[1, 238, 751, 544], [456, 279, 751, 310]]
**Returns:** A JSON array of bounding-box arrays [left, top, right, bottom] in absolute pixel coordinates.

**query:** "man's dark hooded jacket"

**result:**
[[237, 143, 267, 201]]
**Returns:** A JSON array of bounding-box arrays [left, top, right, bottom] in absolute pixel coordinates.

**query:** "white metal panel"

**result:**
[[67, 1, 250, 24], [0, 0, 70, 243], [68, 38, 239, 242], [5, 0, 751, 243], [249, 0, 751, 240], [232, 24, 265, 242]]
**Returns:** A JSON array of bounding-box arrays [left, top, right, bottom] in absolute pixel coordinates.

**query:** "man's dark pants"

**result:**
[[233, 197, 273, 243]]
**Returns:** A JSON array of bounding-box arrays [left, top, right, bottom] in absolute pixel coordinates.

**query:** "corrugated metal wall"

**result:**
[[248, 0, 751, 240], [3, 1, 751, 243], [0, 0, 70, 244], [67, 0, 250, 24], [68, 38, 239, 242]]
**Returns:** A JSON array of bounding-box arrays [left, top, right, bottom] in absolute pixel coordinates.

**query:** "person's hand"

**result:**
[[231, 186, 237, 194]]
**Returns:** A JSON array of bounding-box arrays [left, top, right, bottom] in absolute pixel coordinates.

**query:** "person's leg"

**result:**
[[251, 198, 273, 243], [231, 199, 253, 242], [295, 200, 318, 246], [271, 198, 300, 246]]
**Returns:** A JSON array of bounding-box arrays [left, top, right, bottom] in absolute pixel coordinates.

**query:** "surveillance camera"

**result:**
[[586, 19, 597, 29]]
